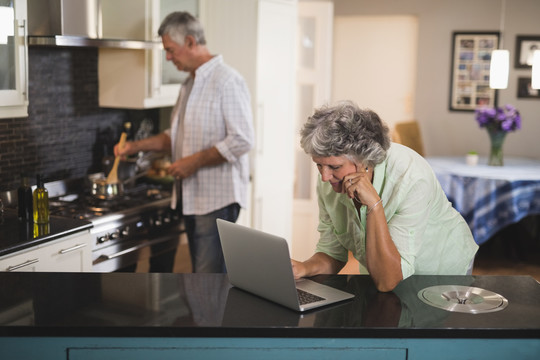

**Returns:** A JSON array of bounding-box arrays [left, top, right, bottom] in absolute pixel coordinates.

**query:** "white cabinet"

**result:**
[[0, 0, 28, 118], [0, 230, 93, 272], [200, 0, 297, 242], [98, 0, 197, 109]]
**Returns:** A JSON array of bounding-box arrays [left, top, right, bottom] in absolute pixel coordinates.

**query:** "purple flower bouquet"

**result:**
[[474, 105, 521, 166]]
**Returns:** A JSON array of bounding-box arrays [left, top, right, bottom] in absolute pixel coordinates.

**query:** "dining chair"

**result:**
[[392, 120, 425, 156]]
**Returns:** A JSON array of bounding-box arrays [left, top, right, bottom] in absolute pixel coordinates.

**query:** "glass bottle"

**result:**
[[18, 174, 33, 221], [33, 174, 49, 224]]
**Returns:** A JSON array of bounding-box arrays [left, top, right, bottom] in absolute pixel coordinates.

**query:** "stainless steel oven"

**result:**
[[90, 197, 183, 272], [48, 179, 184, 272]]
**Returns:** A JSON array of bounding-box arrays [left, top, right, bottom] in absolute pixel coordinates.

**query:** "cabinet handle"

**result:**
[[59, 243, 87, 254], [17, 19, 29, 100], [7, 258, 39, 271], [99, 236, 175, 260]]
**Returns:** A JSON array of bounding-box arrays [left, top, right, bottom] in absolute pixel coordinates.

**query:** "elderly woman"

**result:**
[[291, 101, 478, 292]]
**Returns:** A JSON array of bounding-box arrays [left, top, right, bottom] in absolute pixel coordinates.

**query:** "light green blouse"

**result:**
[[315, 143, 478, 279]]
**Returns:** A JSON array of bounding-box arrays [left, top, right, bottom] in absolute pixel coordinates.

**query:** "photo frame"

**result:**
[[515, 35, 540, 68], [449, 31, 499, 111], [517, 77, 540, 99]]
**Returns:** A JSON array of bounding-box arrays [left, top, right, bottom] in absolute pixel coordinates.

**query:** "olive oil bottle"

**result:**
[[33, 174, 49, 224]]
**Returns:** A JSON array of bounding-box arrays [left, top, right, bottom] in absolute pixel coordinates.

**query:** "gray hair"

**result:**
[[158, 12, 206, 46], [300, 101, 391, 166]]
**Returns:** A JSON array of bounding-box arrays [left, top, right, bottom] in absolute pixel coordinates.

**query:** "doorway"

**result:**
[[291, 11, 418, 266]]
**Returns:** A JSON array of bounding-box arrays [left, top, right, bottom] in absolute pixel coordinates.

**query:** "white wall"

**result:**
[[332, 15, 418, 130], [333, 0, 540, 159]]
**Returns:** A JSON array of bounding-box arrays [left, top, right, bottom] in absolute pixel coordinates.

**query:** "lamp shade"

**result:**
[[489, 50, 509, 89], [532, 50, 540, 90]]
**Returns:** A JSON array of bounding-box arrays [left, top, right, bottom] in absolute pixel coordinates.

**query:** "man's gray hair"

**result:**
[[158, 12, 206, 46], [300, 101, 391, 166]]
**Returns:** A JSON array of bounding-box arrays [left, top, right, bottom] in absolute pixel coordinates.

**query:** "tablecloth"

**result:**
[[427, 157, 540, 245]]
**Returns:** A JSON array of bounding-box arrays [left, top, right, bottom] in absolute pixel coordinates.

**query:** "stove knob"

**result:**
[[121, 226, 130, 237], [97, 234, 108, 243], [154, 216, 162, 227], [110, 230, 120, 240]]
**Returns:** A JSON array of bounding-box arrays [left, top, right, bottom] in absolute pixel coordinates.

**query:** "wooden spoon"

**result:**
[[106, 132, 127, 184]]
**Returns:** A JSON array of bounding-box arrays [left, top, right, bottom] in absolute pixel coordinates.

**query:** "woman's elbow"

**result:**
[[373, 274, 403, 292], [374, 279, 400, 292]]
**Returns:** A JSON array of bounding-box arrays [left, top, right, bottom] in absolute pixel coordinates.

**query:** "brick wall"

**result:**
[[0, 47, 159, 191]]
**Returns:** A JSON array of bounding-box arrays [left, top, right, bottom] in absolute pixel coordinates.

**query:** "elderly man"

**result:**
[[116, 12, 254, 273]]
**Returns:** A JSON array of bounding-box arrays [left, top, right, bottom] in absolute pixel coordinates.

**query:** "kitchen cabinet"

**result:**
[[0, 0, 28, 118], [201, 0, 297, 241], [98, 0, 197, 109], [0, 230, 92, 272]]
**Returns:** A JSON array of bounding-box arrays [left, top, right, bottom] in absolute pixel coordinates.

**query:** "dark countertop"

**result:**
[[1, 272, 539, 339], [0, 209, 92, 257]]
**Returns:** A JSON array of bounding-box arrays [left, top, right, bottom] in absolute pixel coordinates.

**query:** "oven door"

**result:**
[[92, 229, 181, 272]]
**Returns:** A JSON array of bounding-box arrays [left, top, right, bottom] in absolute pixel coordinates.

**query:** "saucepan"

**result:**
[[89, 170, 149, 200], [89, 173, 123, 200]]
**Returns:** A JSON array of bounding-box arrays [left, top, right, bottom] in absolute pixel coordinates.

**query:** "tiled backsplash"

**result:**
[[0, 47, 159, 191]]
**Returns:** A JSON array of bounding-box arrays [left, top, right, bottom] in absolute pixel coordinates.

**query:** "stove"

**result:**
[[47, 178, 183, 272]]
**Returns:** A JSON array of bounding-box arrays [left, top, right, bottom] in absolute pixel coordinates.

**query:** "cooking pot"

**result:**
[[91, 179, 123, 200], [90, 174, 123, 200], [89, 170, 149, 200]]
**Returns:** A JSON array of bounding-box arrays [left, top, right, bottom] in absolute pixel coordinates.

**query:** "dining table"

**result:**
[[426, 156, 540, 245]]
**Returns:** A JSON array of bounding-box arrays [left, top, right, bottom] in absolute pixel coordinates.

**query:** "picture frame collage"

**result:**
[[449, 32, 500, 111]]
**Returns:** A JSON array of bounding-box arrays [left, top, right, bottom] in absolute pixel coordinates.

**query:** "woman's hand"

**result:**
[[343, 165, 379, 207], [291, 253, 346, 280], [291, 259, 306, 280]]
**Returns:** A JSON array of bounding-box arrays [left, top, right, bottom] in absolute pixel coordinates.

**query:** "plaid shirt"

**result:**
[[166, 55, 254, 215]]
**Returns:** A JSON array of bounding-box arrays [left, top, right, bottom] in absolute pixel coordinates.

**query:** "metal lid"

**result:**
[[418, 285, 508, 314]]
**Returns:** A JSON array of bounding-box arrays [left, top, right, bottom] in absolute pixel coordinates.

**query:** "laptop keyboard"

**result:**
[[297, 288, 325, 305]]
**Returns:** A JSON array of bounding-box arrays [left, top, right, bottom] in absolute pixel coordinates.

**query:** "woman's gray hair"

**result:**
[[158, 12, 206, 46], [300, 101, 391, 166]]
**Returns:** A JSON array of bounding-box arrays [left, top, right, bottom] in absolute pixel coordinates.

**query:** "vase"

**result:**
[[487, 129, 506, 166]]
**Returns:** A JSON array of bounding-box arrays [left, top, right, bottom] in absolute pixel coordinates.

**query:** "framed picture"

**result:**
[[517, 77, 540, 98], [515, 35, 540, 68], [449, 31, 499, 111]]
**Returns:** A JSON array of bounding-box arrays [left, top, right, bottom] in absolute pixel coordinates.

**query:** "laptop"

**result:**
[[217, 219, 355, 312]]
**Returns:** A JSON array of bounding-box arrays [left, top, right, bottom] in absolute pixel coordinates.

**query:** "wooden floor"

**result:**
[[173, 235, 192, 273], [471, 230, 540, 282]]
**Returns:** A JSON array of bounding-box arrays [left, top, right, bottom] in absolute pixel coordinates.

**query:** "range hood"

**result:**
[[27, 0, 157, 49]]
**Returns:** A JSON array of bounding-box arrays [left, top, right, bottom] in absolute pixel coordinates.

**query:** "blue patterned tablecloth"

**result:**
[[427, 157, 540, 245]]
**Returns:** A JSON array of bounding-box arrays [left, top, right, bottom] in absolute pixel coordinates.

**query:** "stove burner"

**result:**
[[88, 206, 110, 213], [48, 182, 171, 221]]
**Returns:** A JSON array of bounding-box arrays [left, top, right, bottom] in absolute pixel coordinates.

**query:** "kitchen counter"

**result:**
[[0, 209, 92, 257], [0, 272, 539, 359]]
